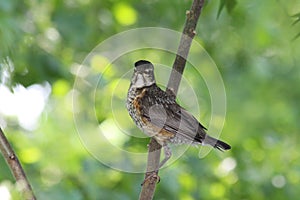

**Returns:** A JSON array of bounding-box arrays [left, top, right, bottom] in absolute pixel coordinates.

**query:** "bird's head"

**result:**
[[130, 60, 156, 88]]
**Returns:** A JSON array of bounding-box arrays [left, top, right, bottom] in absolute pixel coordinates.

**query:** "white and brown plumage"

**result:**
[[126, 60, 231, 168]]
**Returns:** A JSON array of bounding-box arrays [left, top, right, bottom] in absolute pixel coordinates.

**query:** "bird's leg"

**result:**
[[158, 144, 172, 168], [141, 144, 172, 185], [141, 171, 160, 186]]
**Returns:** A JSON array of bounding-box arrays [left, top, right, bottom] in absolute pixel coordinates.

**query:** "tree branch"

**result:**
[[0, 127, 36, 200], [139, 0, 205, 199], [138, 138, 161, 200], [167, 0, 205, 96]]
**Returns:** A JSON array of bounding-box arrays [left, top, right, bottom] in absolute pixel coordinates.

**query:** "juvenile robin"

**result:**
[[126, 60, 231, 169]]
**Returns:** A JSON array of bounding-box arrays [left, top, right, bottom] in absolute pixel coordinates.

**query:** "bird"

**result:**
[[126, 60, 231, 169]]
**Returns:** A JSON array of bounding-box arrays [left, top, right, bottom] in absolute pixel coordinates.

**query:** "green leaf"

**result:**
[[217, 0, 226, 19], [292, 12, 300, 26], [217, 0, 237, 19], [291, 12, 300, 40], [293, 32, 300, 40], [225, 0, 237, 13]]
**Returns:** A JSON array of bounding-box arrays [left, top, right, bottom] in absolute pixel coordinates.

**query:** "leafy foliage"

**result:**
[[1, 0, 300, 199], [292, 12, 300, 39], [217, 0, 237, 19]]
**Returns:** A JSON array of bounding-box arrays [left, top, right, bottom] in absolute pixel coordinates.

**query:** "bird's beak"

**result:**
[[134, 73, 145, 88]]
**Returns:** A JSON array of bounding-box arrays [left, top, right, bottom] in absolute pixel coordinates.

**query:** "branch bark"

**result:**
[[139, 0, 205, 199], [167, 0, 205, 96], [0, 127, 36, 200], [138, 139, 161, 200]]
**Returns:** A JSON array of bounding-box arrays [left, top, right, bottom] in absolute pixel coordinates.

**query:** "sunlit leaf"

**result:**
[[19, 147, 41, 164], [52, 79, 70, 96], [113, 3, 137, 26]]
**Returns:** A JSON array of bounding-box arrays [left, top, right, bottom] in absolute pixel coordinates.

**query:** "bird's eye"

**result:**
[[144, 68, 153, 73]]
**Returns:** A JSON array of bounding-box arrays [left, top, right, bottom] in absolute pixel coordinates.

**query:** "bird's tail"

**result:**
[[203, 135, 231, 151]]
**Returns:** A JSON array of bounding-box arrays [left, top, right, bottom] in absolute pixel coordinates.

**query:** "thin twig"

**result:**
[[139, 0, 205, 199], [167, 0, 205, 96], [0, 127, 36, 200]]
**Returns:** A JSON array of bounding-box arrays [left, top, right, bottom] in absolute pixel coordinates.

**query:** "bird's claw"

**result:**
[[141, 171, 160, 186]]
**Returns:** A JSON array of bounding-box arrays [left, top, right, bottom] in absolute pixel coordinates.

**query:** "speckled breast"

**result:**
[[126, 87, 147, 130]]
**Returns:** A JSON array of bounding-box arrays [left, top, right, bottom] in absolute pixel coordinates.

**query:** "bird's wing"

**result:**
[[141, 101, 207, 142]]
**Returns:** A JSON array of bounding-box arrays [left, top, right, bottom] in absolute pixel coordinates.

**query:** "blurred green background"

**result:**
[[0, 0, 300, 199]]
